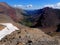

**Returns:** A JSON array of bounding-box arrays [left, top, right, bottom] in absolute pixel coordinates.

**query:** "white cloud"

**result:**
[[26, 4, 33, 8], [13, 4, 33, 9], [56, 2, 60, 7], [44, 5, 54, 8], [14, 5, 23, 8], [55, 2, 60, 8], [43, 2, 60, 9]]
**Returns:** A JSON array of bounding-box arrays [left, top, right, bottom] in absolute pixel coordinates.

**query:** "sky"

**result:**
[[0, 0, 60, 9]]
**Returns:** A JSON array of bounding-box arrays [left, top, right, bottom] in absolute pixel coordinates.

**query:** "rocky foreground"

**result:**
[[0, 24, 59, 45]]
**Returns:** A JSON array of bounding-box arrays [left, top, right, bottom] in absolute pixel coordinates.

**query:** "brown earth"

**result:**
[[0, 25, 5, 30]]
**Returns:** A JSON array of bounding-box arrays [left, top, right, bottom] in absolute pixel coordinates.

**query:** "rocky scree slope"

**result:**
[[0, 26, 60, 45]]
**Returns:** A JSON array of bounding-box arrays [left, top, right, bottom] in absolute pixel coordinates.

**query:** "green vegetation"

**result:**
[[19, 19, 33, 27]]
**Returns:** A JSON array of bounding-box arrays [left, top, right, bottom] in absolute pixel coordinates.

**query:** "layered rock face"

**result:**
[[0, 2, 24, 22], [0, 2, 17, 21]]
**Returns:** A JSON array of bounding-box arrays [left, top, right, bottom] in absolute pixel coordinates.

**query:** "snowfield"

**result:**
[[0, 23, 19, 40]]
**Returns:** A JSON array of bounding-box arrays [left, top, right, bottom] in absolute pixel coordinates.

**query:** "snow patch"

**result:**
[[0, 23, 19, 40]]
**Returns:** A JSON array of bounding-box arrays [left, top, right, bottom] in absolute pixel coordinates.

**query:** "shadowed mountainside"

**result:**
[[25, 7, 60, 34]]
